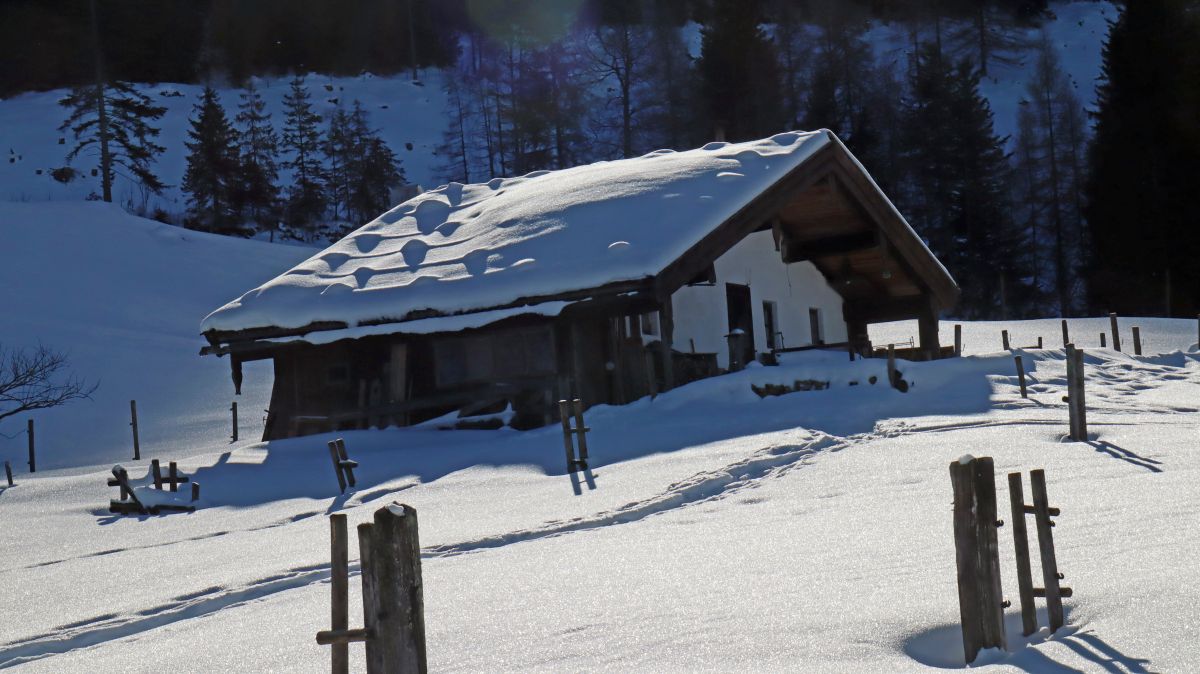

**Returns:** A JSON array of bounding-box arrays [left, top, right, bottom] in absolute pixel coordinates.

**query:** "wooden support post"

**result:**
[[954, 324, 962, 357], [231, 401, 238, 442], [329, 440, 348, 493], [27, 418, 34, 473], [1100, 333, 1106, 348], [1109, 312, 1121, 352], [364, 504, 427, 674], [168, 461, 179, 492], [660, 301, 675, 391], [1014, 356, 1027, 398], [130, 400, 140, 461], [151, 459, 163, 489], [1030, 469, 1067, 633], [558, 400, 577, 472], [571, 399, 589, 464], [887, 344, 897, 390], [1132, 326, 1142, 356], [643, 350, 658, 396], [1002, 330, 1010, 351], [1007, 473, 1038, 636], [4, 460, 12, 487], [1061, 319, 1069, 347], [949, 456, 1006, 664], [330, 514, 350, 674]]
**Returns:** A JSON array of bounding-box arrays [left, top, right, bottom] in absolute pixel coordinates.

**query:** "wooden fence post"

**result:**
[[954, 324, 962, 357], [330, 514, 350, 674], [130, 400, 141, 461], [4, 460, 12, 487], [1100, 333, 1106, 348], [329, 440, 348, 493], [1132, 327, 1142, 356], [558, 400, 577, 473], [1061, 319, 1069, 347], [336, 439, 357, 488], [1072, 348, 1087, 441], [1007, 472, 1037, 637], [231, 401, 238, 442], [364, 504, 427, 674], [571, 399, 589, 465], [949, 456, 1006, 664], [1037, 336, 1043, 349], [27, 418, 35, 473], [1109, 312, 1121, 352], [887, 344, 897, 389], [191, 482, 201, 502], [151, 459, 163, 489], [1030, 469, 1069, 633], [168, 461, 180, 492], [1014, 356, 1027, 398], [1002, 330, 1010, 351]]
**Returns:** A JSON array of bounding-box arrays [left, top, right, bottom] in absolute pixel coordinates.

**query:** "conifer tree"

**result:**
[[323, 106, 355, 222], [281, 76, 327, 241], [346, 103, 402, 226], [696, 0, 781, 141], [234, 80, 281, 236], [182, 86, 241, 234]]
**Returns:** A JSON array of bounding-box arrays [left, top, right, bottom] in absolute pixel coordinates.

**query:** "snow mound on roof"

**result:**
[[201, 131, 831, 333]]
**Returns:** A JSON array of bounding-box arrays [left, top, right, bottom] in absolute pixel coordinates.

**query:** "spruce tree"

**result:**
[[234, 80, 281, 237], [323, 106, 355, 223], [1086, 0, 1200, 315], [59, 81, 166, 205], [346, 103, 402, 226], [281, 76, 327, 241], [182, 86, 241, 234], [696, 0, 781, 141]]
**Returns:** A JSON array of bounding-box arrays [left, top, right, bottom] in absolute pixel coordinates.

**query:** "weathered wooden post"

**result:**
[[1001, 330, 1010, 351], [27, 418, 35, 473], [327, 440, 358, 493], [168, 461, 180, 492], [1030, 469, 1069, 632], [1072, 347, 1087, 441], [364, 504, 427, 674], [1100, 333, 1106, 348], [571, 399, 589, 465], [1014, 356, 1028, 398], [330, 513, 350, 674], [558, 400, 578, 472], [954, 324, 962, 357], [887, 344, 897, 389], [1007, 472, 1037, 637], [1132, 326, 1142, 356], [1109, 312, 1121, 352], [151, 459, 163, 489], [1037, 336, 1043, 349], [4, 460, 13, 487], [191, 481, 201, 502], [949, 456, 1006, 664], [1061, 319, 1069, 347], [231, 401, 239, 442], [130, 400, 141, 461]]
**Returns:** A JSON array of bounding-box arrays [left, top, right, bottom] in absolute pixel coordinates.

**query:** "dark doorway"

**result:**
[[809, 308, 823, 345], [726, 283, 756, 368]]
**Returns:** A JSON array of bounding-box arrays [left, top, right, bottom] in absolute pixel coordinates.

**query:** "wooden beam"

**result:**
[[781, 230, 878, 263]]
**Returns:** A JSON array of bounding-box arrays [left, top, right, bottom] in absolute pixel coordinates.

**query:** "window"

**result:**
[[809, 308, 823, 345], [763, 301, 779, 350]]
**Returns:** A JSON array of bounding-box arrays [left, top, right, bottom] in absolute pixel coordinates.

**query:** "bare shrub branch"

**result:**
[[0, 344, 97, 423]]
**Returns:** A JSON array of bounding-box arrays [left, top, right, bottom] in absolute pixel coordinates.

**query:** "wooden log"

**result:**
[[558, 400, 576, 473], [330, 514, 350, 674], [317, 628, 372, 646], [364, 504, 427, 674], [954, 324, 962, 357], [130, 400, 140, 461], [887, 344, 897, 390], [1002, 330, 1010, 351], [1061, 319, 1069, 347], [949, 457, 1006, 664], [571, 399, 589, 464], [1109, 312, 1121, 352], [329, 441, 347, 493], [151, 459, 163, 490], [4, 460, 12, 487], [1030, 469, 1066, 633], [1132, 326, 1142, 356], [27, 419, 34, 473], [1032, 587, 1073, 598], [336, 439, 356, 488], [231, 401, 239, 442], [1014, 356, 1028, 399], [1007, 473, 1038, 636]]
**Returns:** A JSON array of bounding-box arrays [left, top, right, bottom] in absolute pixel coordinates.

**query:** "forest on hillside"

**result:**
[[6, 0, 1199, 318]]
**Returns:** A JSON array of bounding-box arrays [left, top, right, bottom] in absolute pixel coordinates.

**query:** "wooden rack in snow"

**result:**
[[558, 399, 590, 473], [108, 462, 200, 515], [328, 438, 358, 494]]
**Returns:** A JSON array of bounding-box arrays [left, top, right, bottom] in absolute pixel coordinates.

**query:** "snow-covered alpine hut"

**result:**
[[201, 130, 958, 438]]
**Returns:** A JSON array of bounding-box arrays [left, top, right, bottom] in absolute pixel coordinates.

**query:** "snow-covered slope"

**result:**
[[0, 201, 312, 469]]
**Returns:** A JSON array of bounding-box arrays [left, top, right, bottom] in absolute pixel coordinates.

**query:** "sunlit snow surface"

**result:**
[[2, 200, 1198, 672]]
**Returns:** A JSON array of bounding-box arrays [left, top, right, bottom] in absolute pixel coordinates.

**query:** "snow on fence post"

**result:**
[[1014, 356, 1028, 399], [130, 400, 141, 461], [1030, 469, 1070, 633], [1007, 472, 1038, 636], [231, 401, 238, 442], [1061, 319, 1069, 348], [1002, 330, 1010, 351], [949, 456, 1007, 664], [1132, 327, 1142, 356], [1109, 313, 1122, 352], [364, 504, 427, 674], [954, 324, 962, 357], [27, 418, 35, 473]]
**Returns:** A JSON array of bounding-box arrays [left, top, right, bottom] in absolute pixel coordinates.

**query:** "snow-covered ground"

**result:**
[[2, 203, 1198, 671]]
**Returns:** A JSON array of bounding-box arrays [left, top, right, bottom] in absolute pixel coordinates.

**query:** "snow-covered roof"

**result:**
[[203, 131, 835, 335]]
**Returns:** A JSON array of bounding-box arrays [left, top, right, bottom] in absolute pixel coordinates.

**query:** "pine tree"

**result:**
[[346, 102, 402, 227], [323, 106, 355, 222], [696, 0, 782, 141], [1086, 0, 1200, 316], [234, 80, 281, 236], [182, 86, 242, 234], [281, 76, 327, 241]]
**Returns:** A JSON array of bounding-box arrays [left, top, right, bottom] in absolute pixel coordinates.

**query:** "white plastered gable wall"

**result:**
[[670, 230, 848, 370]]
